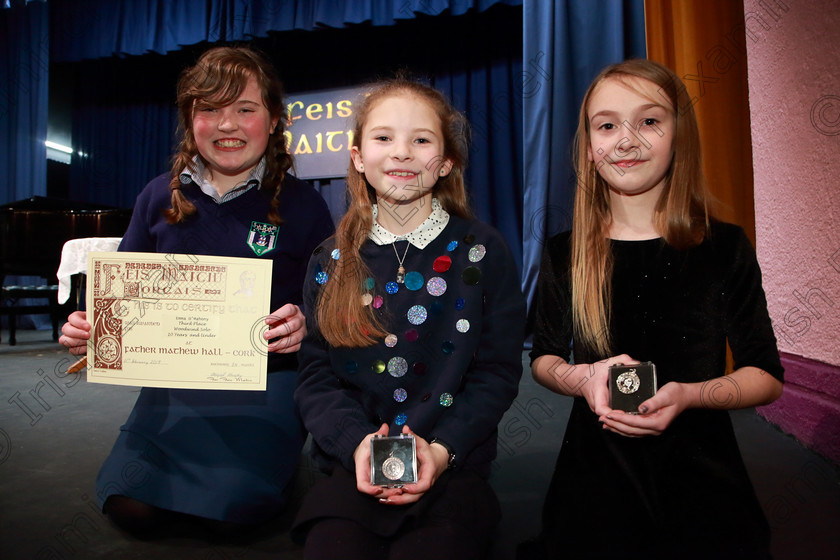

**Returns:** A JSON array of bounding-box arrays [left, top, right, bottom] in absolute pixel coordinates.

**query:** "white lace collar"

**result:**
[[369, 198, 450, 249]]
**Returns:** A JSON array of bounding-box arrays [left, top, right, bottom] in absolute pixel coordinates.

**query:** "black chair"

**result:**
[[0, 284, 67, 345]]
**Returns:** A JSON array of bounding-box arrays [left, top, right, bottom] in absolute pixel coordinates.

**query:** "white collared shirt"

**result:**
[[179, 156, 266, 204], [369, 198, 450, 249]]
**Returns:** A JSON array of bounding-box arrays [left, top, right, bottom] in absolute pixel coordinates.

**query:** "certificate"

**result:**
[[85, 252, 273, 390]]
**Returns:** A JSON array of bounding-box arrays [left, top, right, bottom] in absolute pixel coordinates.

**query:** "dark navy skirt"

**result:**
[[95, 369, 305, 524], [291, 466, 501, 543]]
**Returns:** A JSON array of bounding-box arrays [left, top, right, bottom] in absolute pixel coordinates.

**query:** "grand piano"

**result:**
[[0, 196, 133, 344]]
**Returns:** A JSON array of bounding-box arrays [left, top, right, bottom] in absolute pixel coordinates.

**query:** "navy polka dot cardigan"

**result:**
[[295, 215, 526, 475]]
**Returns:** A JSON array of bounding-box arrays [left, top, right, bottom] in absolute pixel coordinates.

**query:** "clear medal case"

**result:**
[[370, 434, 418, 487]]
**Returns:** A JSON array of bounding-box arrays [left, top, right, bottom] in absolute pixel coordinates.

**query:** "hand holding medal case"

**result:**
[[370, 434, 417, 487], [608, 362, 657, 413]]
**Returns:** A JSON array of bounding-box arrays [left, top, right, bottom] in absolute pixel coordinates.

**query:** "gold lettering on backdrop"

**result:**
[[287, 100, 304, 124], [283, 91, 362, 177], [287, 99, 354, 122], [287, 131, 357, 154], [295, 134, 313, 155], [285, 99, 356, 155], [306, 103, 323, 120], [336, 99, 352, 118], [326, 131, 344, 152]]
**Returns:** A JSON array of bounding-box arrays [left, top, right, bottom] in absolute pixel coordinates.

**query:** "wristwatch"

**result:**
[[429, 437, 456, 469]]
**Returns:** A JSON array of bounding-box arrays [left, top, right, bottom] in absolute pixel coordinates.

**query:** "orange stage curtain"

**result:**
[[645, 0, 756, 244]]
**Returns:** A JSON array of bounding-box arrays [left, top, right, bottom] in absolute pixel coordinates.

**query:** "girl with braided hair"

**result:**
[[60, 46, 334, 536]]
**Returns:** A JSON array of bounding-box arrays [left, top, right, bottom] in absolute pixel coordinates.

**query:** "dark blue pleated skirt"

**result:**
[[95, 369, 305, 524]]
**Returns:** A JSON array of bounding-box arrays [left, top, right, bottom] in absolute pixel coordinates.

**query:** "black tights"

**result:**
[[303, 517, 490, 560], [103, 495, 251, 539]]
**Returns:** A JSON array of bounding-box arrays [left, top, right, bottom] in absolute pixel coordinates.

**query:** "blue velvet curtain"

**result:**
[[434, 62, 524, 270], [521, 0, 646, 309], [50, 0, 521, 62], [0, 0, 48, 204], [1, 0, 50, 329], [69, 71, 180, 208]]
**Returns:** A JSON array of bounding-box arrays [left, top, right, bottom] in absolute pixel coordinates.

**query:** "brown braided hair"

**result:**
[[164, 46, 292, 224]]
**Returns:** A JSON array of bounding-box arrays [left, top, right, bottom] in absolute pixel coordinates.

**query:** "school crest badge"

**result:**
[[247, 221, 278, 256]]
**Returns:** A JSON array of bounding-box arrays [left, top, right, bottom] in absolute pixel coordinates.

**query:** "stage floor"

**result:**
[[1, 329, 838, 559]]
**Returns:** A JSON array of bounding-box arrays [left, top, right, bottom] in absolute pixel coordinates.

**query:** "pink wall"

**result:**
[[744, 0, 840, 463]]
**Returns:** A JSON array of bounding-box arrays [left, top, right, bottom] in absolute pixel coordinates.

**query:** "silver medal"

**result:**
[[382, 456, 405, 480], [616, 369, 641, 394]]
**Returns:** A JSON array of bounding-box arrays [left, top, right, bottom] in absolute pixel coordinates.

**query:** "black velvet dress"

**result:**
[[530, 223, 783, 560]]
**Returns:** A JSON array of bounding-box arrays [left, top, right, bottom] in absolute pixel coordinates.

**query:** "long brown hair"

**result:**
[[164, 46, 292, 224], [318, 77, 473, 348], [571, 59, 711, 356]]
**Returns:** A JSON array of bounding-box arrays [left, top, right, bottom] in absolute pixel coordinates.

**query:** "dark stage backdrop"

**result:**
[[2, 0, 647, 317]]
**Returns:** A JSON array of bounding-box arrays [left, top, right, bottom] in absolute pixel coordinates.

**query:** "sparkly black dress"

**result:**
[[530, 223, 783, 560]]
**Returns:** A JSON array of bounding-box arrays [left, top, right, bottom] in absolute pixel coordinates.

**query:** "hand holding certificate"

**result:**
[[85, 252, 273, 390]]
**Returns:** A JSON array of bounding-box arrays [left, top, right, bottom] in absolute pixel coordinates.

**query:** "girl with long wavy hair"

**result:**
[[291, 76, 526, 560], [60, 46, 334, 536], [528, 59, 783, 559]]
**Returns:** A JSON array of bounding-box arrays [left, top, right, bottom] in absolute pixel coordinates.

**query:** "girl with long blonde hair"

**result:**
[[528, 59, 783, 559]]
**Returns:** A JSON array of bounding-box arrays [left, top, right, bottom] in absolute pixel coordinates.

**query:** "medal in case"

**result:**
[[370, 434, 417, 487], [608, 361, 657, 413]]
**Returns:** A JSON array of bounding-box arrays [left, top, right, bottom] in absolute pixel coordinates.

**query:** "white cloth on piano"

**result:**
[[57, 237, 122, 304]]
